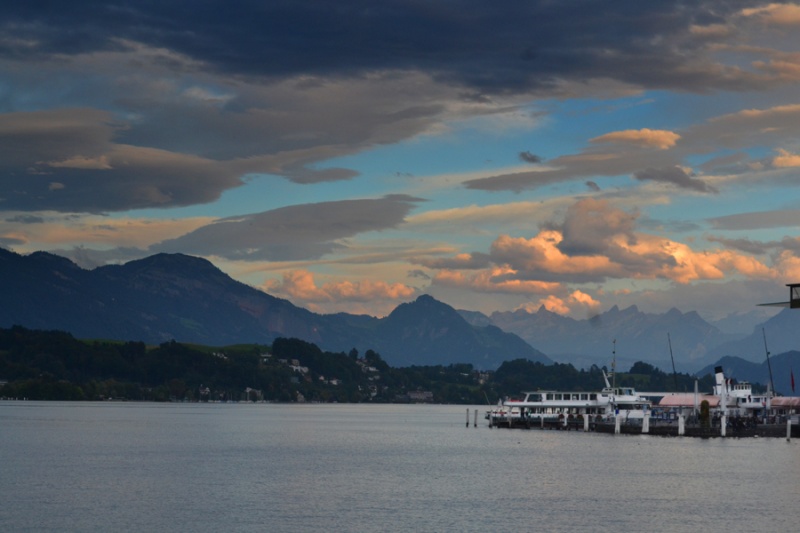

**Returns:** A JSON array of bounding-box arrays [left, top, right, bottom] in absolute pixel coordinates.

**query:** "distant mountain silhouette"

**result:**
[[458, 300, 800, 380], [705, 308, 800, 362], [462, 304, 740, 372], [375, 295, 549, 367], [0, 249, 547, 369]]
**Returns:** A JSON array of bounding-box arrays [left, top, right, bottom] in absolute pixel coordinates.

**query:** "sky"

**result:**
[[2, 1, 800, 323]]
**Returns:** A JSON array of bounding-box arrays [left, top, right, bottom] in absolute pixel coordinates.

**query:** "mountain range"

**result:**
[[0, 249, 548, 369], [458, 300, 799, 394], [2, 248, 798, 392]]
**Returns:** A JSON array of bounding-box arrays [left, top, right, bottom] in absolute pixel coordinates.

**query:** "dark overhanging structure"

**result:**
[[758, 283, 800, 309]]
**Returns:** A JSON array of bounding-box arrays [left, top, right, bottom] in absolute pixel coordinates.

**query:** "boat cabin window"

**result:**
[[590, 394, 597, 400]]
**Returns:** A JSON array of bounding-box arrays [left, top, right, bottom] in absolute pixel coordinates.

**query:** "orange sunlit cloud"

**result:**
[[490, 231, 622, 278], [521, 290, 601, 316], [741, 3, 800, 26], [433, 266, 561, 295], [590, 128, 681, 149], [772, 148, 800, 167], [263, 269, 416, 304]]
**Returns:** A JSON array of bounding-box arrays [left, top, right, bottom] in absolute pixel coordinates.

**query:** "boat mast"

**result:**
[[762, 328, 776, 396], [611, 339, 617, 389], [668, 333, 678, 391]]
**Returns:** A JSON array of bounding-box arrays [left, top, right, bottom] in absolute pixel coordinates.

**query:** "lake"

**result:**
[[1, 402, 798, 532]]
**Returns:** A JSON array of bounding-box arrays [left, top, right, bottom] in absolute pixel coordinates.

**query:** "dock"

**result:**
[[486, 412, 799, 439]]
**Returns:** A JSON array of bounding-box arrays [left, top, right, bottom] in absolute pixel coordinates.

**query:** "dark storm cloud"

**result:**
[[557, 198, 639, 256], [150, 194, 423, 261], [633, 166, 718, 193], [0, 1, 768, 94], [0, 109, 246, 212], [0, 1, 783, 212], [519, 151, 542, 164]]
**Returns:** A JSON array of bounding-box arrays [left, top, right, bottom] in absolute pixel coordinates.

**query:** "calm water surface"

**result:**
[[1, 402, 798, 532]]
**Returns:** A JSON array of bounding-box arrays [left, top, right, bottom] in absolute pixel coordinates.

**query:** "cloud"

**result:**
[[707, 209, 800, 230], [413, 252, 491, 270], [706, 236, 773, 255], [5, 214, 44, 224], [772, 149, 800, 167], [633, 166, 717, 193], [263, 269, 415, 306], [0, 215, 211, 258], [2, 2, 784, 95], [740, 3, 800, 26], [45, 155, 112, 170], [2, 3, 798, 211], [519, 151, 542, 163], [591, 128, 681, 149], [466, 101, 800, 192], [432, 266, 561, 295], [0, 109, 247, 212], [557, 198, 638, 256], [424, 198, 779, 292], [521, 290, 601, 316], [706, 235, 800, 256], [150, 195, 423, 261]]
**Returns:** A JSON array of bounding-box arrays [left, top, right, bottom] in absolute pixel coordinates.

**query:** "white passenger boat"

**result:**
[[487, 371, 651, 428], [656, 365, 800, 423]]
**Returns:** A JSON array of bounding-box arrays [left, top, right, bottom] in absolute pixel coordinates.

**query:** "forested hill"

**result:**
[[0, 326, 719, 403]]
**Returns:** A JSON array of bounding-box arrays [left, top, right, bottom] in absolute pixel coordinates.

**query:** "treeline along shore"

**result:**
[[0, 325, 722, 403]]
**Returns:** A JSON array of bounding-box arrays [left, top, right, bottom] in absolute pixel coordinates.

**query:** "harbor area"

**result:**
[[484, 410, 800, 439]]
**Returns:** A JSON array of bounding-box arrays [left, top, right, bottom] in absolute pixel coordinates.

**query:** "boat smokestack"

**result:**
[[714, 366, 725, 395]]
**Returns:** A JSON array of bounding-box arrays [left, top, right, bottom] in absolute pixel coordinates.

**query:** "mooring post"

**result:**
[[720, 414, 727, 437], [678, 414, 685, 436], [642, 414, 649, 434], [584, 415, 589, 432], [474, 409, 478, 428], [787, 418, 792, 442], [614, 415, 621, 435], [466, 408, 469, 428]]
